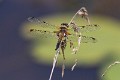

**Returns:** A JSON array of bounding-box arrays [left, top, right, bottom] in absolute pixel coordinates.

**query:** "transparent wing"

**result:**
[[28, 17, 59, 30], [80, 35, 97, 43], [29, 29, 57, 40], [68, 34, 97, 43], [70, 22, 100, 33], [78, 24, 100, 32]]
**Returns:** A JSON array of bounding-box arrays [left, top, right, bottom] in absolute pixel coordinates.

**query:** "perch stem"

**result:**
[[68, 9, 80, 25], [49, 42, 61, 80]]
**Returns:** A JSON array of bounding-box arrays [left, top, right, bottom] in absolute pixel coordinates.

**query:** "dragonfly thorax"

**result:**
[[61, 23, 69, 28], [60, 27, 67, 32]]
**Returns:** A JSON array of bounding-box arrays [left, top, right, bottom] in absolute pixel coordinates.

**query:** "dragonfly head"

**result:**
[[61, 23, 69, 28]]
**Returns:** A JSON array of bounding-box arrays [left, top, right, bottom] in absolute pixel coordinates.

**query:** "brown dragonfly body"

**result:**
[[54, 23, 71, 60]]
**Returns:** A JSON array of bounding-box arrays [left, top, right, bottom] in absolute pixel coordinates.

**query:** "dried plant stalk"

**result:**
[[69, 7, 90, 71], [49, 46, 60, 80], [69, 7, 90, 25], [71, 59, 77, 71], [62, 62, 65, 77], [101, 61, 120, 77]]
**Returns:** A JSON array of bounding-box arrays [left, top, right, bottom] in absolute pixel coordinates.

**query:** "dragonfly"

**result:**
[[28, 17, 99, 60]]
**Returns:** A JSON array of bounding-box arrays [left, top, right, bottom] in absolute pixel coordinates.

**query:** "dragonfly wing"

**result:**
[[68, 34, 97, 43], [79, 24, 100, 32], [80, 35, 97, 43], [28, 17, 59, 29], [29, 29, 57, 40]]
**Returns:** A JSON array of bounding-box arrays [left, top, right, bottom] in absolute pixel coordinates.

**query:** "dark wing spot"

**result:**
[[43, 21, 46, 23], [90, 37, 97, 43], [30, 29, 34, 32], [91, 37, 96, 40], [93, 24, 99, 27], [81, 26, 85, 28], [94, 24, 97, 26]]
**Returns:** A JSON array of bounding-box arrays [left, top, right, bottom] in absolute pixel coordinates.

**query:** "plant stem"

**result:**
[[68, 9, 80, 25], [49, 42, 61, 80]]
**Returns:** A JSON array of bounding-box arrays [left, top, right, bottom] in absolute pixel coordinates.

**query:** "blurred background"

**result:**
[[0, 0, 120, 80]]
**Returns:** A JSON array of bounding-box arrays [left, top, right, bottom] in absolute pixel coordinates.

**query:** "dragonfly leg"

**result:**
[[55, 41, 60, 50], [61, 47, 65, 60], [61, 41, 66, 60], [70, 40, 74, 48]]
